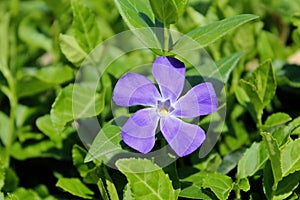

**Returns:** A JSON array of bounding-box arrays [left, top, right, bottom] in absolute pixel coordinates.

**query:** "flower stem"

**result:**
[[164, 25, 170, 53]]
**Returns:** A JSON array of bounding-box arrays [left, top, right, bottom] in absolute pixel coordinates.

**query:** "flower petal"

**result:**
[[121, 108, 159, 154], [152, 56, 185, 102], [160, 116, 206, 157], [113, 72, 161, 107], [173, 82, 218, 118]]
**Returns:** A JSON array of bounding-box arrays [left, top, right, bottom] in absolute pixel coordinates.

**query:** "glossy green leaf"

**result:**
[[202, 173, 234, 200], [71, 0, 100, 53], [218, 148, 246, 175], [50, 84, 105, 133], [213, 52, 243, 82], [149, 0, 188, 25], [56, 178, 94, 199], [114, 0, 162, 52], [261, 132, 282, 187], [240, 60, 276, 124], [275, 171, 300, 199], [173, 14, 259, 51], [116, 158, 177, 200], [237, 142, 268, 179], [263, 113, 292, 129], [84, 125, 122, 163], [59, 34, 87, 66], [281, 139, 300, 177], [97, 179, 110, 200], [180, 172, 233, 200]]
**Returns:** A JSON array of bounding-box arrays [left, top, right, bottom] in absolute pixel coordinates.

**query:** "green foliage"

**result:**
[[0, 0, 300, 199], [116, 158, 177, 200]]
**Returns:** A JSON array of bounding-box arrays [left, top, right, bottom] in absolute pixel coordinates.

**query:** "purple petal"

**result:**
[[113, 72, 161, 107], [173, 82, 218, 118], [160, 116, 206, 157], [152, 56, 185, 102], [121, 108, 159, 154]]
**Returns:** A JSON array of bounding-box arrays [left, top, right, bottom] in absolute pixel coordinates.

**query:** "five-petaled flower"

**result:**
[[113, 56, 218, 157]]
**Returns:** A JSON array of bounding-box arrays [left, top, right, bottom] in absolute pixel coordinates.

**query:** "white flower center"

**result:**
[[157, 99, 173, 117]]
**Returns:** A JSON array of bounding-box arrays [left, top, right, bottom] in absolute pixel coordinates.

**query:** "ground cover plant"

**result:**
[[0, 0, 300, 199]]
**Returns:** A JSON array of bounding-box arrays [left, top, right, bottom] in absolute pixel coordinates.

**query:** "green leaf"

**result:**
[[10, 141, 60, 160], [36, 115, 64, 148], [84, 125, 122, 163], [72, 144, 90, 178], [275, 171, 300, 199], [213, 52, 243, 82], [180, 172, 233, 200], [123, 184, 135, 200], [281, 139, 300, 177], [116, 158, 177, 200], [239, 60, 277, 124], [173, 14, 259, 51], [114, 0, 162, 52], [56, 178, 94, 199], [261, 132, 282, 189], [97, 179, 110, 200], [237, 142, 268, 179], [218, 148, 246, 175], [71, 0, 100, 53], [202, 173, 234, 200], [50, 84, 105, 133], [237, 178, 250, 192], [35, 65, 74, 84], [16, 76, 54, 98], [59, 34, 87, 66], [12, 188, 42, 200], [149, 0, 188, 25], [18, 12, 52, 52], [0, 111, 9, 146], [263, 113, 292, 129]]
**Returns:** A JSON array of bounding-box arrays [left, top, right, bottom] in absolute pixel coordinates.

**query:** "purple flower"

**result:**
[[113, 56, 218, 157]]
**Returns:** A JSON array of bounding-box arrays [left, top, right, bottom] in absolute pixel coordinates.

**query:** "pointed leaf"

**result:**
[[263, 113, 292, 129], [281, 139, 300, 177], [59, 34, 87, 66], [84, 125, 122, 163], [173, 14, 258, 51], [56, 178, 94, 199], [213, 52, 243, 82], [261, 132, 282, 188], [237, 142, 268, 179], [71, 0, 100, 52], [0, 112, 10, 146], [116, 158, 176, 200], [50, 84, 105, 133], [114, 0, 162, 52]]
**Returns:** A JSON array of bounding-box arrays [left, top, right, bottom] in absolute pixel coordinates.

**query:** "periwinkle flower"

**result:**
[[113, 56, 218, 157]]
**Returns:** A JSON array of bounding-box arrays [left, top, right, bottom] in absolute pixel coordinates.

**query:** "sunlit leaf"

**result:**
[[173, 14, 259, 51], [71, 0, 101, 52], [59, 34, 87, 66], [56, 178, 94, 199], [116, 158, 177, 200], [281, 139, 300, 177], [237, 142, 268, 179]]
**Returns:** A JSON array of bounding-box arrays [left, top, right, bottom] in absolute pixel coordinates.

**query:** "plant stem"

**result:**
[[164, 25, 170, 53]]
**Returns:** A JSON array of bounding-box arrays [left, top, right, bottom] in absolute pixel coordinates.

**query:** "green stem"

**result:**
[[164, 25, 170, 53]]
